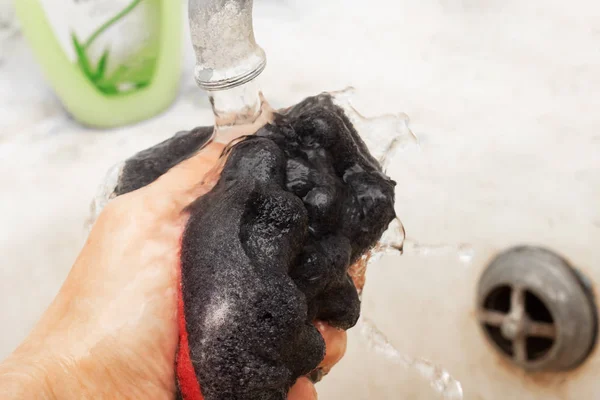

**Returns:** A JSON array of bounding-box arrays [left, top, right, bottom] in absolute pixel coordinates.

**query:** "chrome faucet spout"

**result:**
[[188, 0, 266, 91]]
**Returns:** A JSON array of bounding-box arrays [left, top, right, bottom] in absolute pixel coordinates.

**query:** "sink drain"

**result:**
[[477, 246, 597, 371]]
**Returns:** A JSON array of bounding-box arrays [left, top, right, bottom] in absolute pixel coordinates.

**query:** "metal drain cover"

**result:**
[[477, 246, 597, 371]]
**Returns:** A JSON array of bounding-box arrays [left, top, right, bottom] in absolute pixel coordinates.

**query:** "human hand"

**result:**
[[0, 141, 347, 400]]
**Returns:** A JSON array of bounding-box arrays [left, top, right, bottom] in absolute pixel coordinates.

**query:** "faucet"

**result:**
[[188, 0, 267, 91]]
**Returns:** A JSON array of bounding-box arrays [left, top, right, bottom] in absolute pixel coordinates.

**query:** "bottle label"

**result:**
[[38, 0, 159, 95]]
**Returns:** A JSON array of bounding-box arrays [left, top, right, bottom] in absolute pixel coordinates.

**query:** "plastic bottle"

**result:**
[[14, 0, 182, 128]]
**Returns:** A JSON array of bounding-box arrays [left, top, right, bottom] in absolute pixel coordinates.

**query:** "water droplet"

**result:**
[[403, 239, 475, 264], [367, 217, 405, 264], [458, 244, 475, 263], [86, 160, 124, 231]]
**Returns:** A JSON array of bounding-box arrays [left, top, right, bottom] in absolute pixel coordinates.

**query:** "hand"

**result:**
[[0, 141, 347, 399]]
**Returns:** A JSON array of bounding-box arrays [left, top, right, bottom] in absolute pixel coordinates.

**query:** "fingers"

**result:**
[[314, 321, 347, 374], [288, 377, 317, 400], [288, 323, 346, 399], [348, 256, 368, 294]]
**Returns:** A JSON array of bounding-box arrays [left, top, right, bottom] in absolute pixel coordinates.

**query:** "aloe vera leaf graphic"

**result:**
[[93, 50, 109, 81], [71, 0, 145, 93], [71, 33, 94, 79]]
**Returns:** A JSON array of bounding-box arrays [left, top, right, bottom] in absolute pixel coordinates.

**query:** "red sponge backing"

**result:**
[[176, 266, 204, 400]]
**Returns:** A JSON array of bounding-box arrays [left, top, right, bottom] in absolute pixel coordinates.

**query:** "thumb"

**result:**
[[147, 141, 226, 210]]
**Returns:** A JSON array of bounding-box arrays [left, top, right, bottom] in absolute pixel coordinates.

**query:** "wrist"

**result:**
[[0, 330, 106, 400], [1, 335, 174, 400], [0, 341, 126, 400], [0, 349, 56, 399]]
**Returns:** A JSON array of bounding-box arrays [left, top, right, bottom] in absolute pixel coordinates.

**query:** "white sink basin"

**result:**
[[1, 0, 599, 398]]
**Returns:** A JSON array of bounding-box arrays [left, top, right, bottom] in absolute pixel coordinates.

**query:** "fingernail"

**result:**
[[308, 368, 324, 383]]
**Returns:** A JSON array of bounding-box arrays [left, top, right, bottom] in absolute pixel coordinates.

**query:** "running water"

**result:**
[[205, 84, 419, 167], [206, 79, 274, 143]]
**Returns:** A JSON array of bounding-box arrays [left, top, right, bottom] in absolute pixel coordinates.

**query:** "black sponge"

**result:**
[[112, 93, 396, 400], [114, 126, 213, 196]]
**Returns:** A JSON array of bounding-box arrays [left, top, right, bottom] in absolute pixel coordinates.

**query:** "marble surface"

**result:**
[[1, 0, 600, 398]]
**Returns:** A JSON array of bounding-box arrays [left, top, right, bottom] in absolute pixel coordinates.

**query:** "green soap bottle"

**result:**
[[14, 0, 182, 128]]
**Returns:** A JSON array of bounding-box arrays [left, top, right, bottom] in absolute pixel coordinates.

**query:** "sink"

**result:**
[[1, 0, 599, 398]]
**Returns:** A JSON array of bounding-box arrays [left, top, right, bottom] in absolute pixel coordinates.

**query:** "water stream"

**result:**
[[206, 79, 274, 143]]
